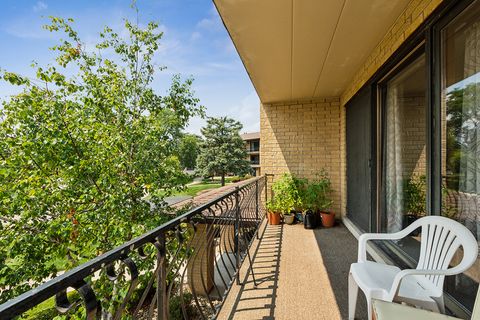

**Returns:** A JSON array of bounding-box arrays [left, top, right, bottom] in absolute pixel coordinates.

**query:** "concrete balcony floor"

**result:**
[[219, 221, 369, 320]]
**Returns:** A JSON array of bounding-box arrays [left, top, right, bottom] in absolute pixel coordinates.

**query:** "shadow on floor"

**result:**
[[225, 223, 283, 320], [313, 222, 369, 320]]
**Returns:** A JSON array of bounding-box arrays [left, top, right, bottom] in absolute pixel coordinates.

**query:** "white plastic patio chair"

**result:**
[[348, 216, 478, 320]]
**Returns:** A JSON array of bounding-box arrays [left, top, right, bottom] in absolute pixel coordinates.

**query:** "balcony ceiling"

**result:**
[[213, 0, 411, 104]]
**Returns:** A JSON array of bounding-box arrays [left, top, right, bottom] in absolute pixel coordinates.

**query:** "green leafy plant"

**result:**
[[403, 174, 426, 217], [178, 133, 202, 170], [271, 173, 303, 214], [304, 170, 333, 212], [441, 184, 458, 219], [292, 176, 308, 211], [266, 200, 280, 213]]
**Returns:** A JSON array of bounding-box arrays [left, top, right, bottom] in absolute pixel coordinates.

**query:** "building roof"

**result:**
[[240, 132, 260, 141], [213, 0, 411, 104]]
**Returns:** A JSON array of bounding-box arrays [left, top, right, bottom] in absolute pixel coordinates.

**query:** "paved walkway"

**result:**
[[172, 177, 258, 209], [218, 222, 369, 320], [164, 195, 192, 206]]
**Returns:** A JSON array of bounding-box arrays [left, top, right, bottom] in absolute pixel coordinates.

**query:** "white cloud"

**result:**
[[33, 1, 48, 12], [197, 18, 216, 30], [205, 62, 237, 71], [185, 91, 260, 136], [190, 31, 201, 41], [196, 5, 222, 32], [4, 20, 54, 39], [228, 91, 260, 133], [223, 40, 235, 53], [185, 116, 205, 135]]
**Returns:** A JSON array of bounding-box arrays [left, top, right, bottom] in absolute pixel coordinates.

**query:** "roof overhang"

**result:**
[[213, 0, 411, 104]]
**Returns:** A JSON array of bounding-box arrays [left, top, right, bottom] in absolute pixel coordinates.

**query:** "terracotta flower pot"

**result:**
[[320, 211, 335, 228], [269, 212, 282, 225]]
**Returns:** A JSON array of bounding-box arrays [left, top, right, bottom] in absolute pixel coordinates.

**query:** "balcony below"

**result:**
[[218, 222, 369, 319]]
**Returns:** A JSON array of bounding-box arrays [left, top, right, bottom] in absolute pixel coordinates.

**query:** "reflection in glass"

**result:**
[[441, 1, 480, 311]]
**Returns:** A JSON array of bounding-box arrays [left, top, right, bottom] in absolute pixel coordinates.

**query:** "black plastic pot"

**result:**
[[304, 210, 317, 229]]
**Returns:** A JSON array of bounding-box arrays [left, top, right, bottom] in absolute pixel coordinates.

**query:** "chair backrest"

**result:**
[[411, 216, 478, 293]]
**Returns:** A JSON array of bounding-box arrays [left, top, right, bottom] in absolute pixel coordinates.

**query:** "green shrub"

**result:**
[[403, 174, 426, 216], [271, 173, 303, 213], [169, 292, 198, 320], [22, 291, 80, 320], [304, 170, 333, 212]]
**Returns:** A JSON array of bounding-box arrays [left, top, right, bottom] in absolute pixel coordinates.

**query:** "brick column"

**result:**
[[219, 224, 235, 253], [187, 223, 215, 296]]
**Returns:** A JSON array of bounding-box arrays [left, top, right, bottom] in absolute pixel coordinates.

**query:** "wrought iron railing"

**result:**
[[0, 175, 272, 319]]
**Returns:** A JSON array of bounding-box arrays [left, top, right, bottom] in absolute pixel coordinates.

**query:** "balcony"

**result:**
[[2, 172, 479, 319], [0, 177, 269, 319], [247, 148, 259, 155], [0, 174, 370, 320]]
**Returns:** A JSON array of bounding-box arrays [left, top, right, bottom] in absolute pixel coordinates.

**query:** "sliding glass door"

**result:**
[[381, 53, 427, 234], [374, 1, 480, 314], [440, 0, 480, 310]]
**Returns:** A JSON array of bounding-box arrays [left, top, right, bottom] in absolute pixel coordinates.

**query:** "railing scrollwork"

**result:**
[[0, 175, 271, 319]]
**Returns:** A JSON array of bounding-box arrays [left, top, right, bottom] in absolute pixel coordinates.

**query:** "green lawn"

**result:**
[[165, 175, 251, 198], [175, 183, 222, 196]]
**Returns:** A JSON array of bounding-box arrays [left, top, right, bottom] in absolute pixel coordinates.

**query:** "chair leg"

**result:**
[[432, 296, 445, 314], [367, 297, 372, 320], [348, 272, 358, 320]]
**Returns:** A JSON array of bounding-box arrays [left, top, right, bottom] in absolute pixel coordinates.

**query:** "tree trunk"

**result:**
[[221, 173, 225, 186]]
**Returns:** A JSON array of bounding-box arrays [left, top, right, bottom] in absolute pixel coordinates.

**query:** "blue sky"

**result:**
[[0, 0, 260, 134]]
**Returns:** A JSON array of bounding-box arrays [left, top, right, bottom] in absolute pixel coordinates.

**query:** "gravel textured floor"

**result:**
[[217, 221, 368, 320]]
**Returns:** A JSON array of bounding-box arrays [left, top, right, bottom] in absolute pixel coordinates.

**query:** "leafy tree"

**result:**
[[196, 117, 251, 186], [445, 83, 480, 191], [178, 133, 202, 170], [0, 15, 203, 302]]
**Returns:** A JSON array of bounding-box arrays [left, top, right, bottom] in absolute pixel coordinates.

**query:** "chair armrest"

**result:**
[[387, 268, 461, 300], [357, 226, 416, 262]]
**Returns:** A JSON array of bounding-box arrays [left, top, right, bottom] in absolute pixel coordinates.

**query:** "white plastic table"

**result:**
[[372, 299, 462, 320]]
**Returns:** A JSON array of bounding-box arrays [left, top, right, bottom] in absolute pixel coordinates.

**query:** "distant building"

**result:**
[[240, 132, 260, 176]]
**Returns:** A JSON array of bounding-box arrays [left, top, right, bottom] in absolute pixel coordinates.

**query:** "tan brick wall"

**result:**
[[341, 0, 444, 107], [400, 95, 427, 178], [260, 98, 342, 215]]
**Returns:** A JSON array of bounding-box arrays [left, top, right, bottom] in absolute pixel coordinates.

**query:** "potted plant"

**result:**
[[305, 170, 334, 228], [283, 210, 295, 225], [266, 200, 282, 225], [403, 174, 426, 236], [293, 176, 308, 222], [271, 173, 300, 225]]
